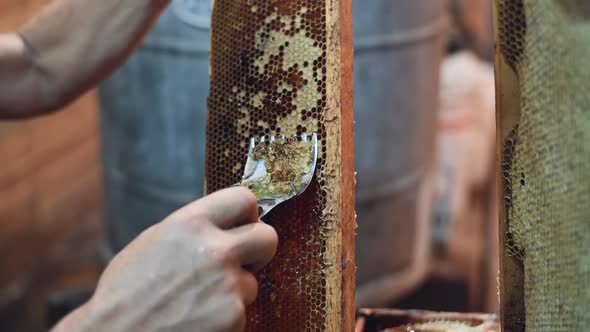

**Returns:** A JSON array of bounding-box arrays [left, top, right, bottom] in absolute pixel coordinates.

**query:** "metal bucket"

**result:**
[[98, 0, 211, 252], [354, 0, 448, 307]]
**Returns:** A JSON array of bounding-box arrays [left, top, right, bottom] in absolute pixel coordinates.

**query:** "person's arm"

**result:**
[[52, 187, 278, 332], [0, 0, 170, 119]]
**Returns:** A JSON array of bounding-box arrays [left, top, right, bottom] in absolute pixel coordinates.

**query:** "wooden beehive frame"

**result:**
[[206, 0, 355, 330], [491, 1, 525, 331], [325, 0, 356, 330]]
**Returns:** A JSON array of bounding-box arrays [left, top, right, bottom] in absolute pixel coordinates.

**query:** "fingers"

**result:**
[[233, 269, 258, 305], [184, 187, 259, 229], [227, 222, 278, 272]]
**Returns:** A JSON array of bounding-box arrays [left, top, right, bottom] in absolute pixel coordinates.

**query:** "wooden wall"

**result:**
[[0, 1, 104, 330]]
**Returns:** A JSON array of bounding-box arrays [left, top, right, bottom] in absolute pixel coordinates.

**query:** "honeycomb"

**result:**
[[206, 1, 353, 331], [496, 0, 526, 71], [244, 138, 314, 197], [495, 0, 590, 330], [501, 126, 525, 260]]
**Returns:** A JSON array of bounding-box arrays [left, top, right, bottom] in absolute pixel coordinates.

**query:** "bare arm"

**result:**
[[0, 0, 170, 119]]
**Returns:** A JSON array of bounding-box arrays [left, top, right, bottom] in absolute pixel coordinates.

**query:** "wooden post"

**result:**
[[491, 1, 525, 330], [206, 1, 354, 331]]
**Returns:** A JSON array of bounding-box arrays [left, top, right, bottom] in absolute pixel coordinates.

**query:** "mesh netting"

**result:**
[[206, 1, 347, 331], [498, 0, 590, 330]]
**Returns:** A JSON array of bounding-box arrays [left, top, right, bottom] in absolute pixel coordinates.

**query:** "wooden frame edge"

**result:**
[[325, 0, 355, 330], [491, 1, 525, 331]]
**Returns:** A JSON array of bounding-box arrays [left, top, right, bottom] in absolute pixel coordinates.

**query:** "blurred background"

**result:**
[[0, 0, 497, 330]]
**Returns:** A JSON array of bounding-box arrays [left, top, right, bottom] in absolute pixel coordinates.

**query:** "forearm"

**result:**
[[0, 0, 169, 118], [51, 297, 126, 332]]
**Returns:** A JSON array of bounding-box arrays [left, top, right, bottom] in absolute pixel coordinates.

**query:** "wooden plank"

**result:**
[[356, 308, 500, 332], [0, 92, 100, 239], [325, 0, 355, 330], [35, 136, 101, 226], [206, 1, 355, 330], [337, 0, 356, 330], [0, 93, 98, 189], [0, 180, 36, 245], [491, 1, 525, 331]]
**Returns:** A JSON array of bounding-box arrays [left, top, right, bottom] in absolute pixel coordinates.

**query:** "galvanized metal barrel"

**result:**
[[99, 0, 211, 252], [354, 0, 448, 307]]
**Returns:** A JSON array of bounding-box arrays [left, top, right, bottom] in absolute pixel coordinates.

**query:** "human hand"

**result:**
[[57, 187, 277, 332]]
